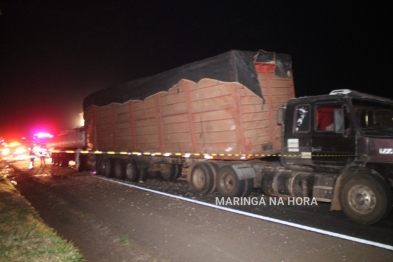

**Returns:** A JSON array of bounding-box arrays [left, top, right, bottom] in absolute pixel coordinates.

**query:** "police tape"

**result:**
[[49, 150, 359, 159]]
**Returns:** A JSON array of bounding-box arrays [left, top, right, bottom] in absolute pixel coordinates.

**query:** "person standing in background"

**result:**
[[29, 147, 36, 169], [39, 147, 47, 167]]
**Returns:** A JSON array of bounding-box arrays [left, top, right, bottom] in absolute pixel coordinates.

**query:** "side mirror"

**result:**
[[334, 108, 345, 133], [277, 107, 286, 125]]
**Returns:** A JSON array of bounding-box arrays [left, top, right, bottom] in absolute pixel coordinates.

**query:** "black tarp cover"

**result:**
[[83, 50, 292, 110]]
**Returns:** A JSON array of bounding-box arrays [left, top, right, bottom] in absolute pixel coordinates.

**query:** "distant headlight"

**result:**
[[14, 146, 26, 155], [2, 148, 10, 156]]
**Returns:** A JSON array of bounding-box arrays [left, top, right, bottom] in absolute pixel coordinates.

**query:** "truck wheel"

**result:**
[[205, 162, 219, 193], [96, 156, 105, 176], [113, 159, 125, 179], [86, 154, 96, 171], [159, 164, 177, 181], [174, 164, 183, 179], [242, 178, 254, 197], [190, 163, 214, 195], [125, 160, 139, 182], [60, 153, 68, 167], [63, 154, 69, 166], [53, 154, 58, 165], [217, 166, 245, 197], [57, 154, 63, 166], [340, 174, 392, 224], [139, 168, 149, 182], [103, 158, 113, 177]]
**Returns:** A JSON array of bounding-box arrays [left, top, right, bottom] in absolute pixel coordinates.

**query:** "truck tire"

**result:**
[[190, 163, 214, 195], [60, 154, 67, 167], [159, 164, 177, 181], [86, 154, 97, 171], [96, 156, 105, 176], [53, 154, 58, 165], [242, 178, 254, 197], [340, 174, 392, 224], [205, 162, 219, 193], [125, 160, 139, 182], [139, 168, 149, 182], [57, 154, 63, 166], [113, 159, 125, 179], [103, 158, 113, 177], [217, 166, 245, 197], [174, 164, 183, 179]]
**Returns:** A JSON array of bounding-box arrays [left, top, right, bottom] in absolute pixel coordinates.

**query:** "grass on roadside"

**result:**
[[0, 163, 85, 262]]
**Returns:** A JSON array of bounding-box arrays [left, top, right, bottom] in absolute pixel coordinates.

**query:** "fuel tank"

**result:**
[[260, 167, 314, 198]]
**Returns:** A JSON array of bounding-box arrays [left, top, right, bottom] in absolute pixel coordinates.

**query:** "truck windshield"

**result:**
[[352, 99, 393, 136]]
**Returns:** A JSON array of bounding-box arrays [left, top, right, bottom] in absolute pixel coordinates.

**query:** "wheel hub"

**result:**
[[126, 165, 135, 177], [193, 169, 205, 190], [222, 174, 234, 190], [348, 185, 376, 214]]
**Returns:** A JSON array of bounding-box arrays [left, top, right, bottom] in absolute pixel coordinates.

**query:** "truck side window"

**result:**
[[315, 105, 349, 132], [295, 105, 310, 132]]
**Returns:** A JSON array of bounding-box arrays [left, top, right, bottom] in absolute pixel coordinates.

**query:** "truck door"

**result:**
[[311, 103, 356, 165], [282, 103, 314, 165]]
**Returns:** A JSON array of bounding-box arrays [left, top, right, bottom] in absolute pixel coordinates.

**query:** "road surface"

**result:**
[[9, 160, 393, 261]]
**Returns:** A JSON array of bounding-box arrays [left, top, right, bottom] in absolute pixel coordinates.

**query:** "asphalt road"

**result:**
[[9, 160, 393, 261]]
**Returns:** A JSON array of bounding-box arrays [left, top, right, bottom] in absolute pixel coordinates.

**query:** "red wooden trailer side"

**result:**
[[84, 60, 294, 160]]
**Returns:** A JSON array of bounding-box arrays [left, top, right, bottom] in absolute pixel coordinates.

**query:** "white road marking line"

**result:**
[[98, 176, 393, 251]]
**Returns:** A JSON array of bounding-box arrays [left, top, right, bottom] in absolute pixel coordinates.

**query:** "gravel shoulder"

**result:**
[[10, 162, 154, 261]]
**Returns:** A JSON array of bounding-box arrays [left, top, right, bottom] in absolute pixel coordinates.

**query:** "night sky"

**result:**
[[0, 1, 392, 141]]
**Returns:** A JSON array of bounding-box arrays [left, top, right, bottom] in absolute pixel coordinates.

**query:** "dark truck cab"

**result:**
[[277, 89, 393, 224]]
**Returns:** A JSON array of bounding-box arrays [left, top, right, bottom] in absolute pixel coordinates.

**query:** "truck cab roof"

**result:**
[[288, 90, 393, 105]]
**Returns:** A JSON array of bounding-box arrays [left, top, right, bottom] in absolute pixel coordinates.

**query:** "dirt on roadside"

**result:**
[[9, 160, 158, 262]]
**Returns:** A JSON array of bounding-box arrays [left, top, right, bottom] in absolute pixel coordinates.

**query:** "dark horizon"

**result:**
[[1, 1, 392, 141]]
